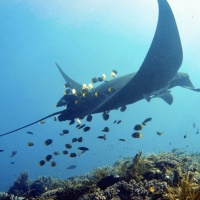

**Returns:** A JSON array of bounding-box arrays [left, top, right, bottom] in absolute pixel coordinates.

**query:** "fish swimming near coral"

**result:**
[[1, 0, 200, 137]]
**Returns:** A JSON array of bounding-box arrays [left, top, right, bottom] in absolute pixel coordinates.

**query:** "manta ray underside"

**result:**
[[1, 0, 199, 137]]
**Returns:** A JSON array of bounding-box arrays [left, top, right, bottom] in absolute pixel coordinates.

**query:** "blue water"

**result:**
[[0, 0, 200, 192]]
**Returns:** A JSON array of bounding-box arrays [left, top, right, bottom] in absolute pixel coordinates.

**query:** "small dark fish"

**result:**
[[10, 162, 15, 164], [44, 139, 53, 146], [51, 161, 56, 167], [193, 123, 196, 128], [184, 133, 187, 139], [134, 124, 143, 131], [72, 138, 78, 143], [119, 139, 125, 142], [86, 114, 93, 122], [142, 117, 152, 125], [120, 106, 126, 112], [117, 120, 122, 124], [83, 126, 91, 132], [10, 150, 17, 157], [69, 153, 77, 158], [53, 151, 59, 156], [112, 70, 117, 74], [157, 131, 164, 136], [26, 131, 33, 135], [97, 77, 103, 82], [69, 119, 75, 125], [77, 137, 83, 143], [196, 128, 199, 134], [76, 124, 81, 128], [103, 113, 109, 121], [113, 120, 117, 124], [132, 132, 142, 138], [45, 155, 52, 162], [63, 130, 69, 134], [65, 144, 72, 149], [67, 164, 77, 169], [97, 134, 106, 140], [78, 147, 89, 151], [62, 150, 68, 155], [91, 77, 98, 83], [102, 127, 109, 132], [78, 124, 86, 129], [97, 175, 120, 190], [39, 160, 45, 166], [27, 142, 34, 147], [0, 150, 4, 152]]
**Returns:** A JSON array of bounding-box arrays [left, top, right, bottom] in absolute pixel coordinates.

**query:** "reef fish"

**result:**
[[142, 117, 152, 125], [44, 139, 53, 146], [27, 142, 34, 147], [134, 124, 143, 131], [39, 160, 45, 166], [26, 131, 33, 135], [66, 164, 77, 169], [45, 155, 52, 162], [132, 132, 142, 138]]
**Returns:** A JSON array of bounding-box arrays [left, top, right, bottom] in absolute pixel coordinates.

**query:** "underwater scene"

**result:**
[[1, 0, 200, 199]]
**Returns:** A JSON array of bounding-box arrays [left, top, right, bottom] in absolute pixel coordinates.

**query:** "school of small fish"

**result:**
[[1, 70, 197, 170]]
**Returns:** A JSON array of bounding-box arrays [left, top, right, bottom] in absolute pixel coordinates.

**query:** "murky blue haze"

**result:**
[[0, 0, 200, 192]]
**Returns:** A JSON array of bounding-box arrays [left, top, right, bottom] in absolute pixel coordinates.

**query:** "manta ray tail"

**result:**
[[0, 111, 64, 137]]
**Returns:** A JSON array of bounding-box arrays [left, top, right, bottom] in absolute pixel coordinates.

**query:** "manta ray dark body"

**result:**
[[1, 0, 199, 137]]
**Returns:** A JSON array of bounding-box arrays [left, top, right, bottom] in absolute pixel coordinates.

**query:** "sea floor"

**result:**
[[1, 150, 200, 200]]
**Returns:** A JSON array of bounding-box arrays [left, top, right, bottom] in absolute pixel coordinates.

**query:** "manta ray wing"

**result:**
[[89, 0, 183, 113], [55, 62, 82, 92], [133, 0, 183, 91]]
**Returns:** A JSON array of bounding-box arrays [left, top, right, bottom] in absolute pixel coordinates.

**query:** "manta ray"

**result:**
[[1, 0, 199, 137]]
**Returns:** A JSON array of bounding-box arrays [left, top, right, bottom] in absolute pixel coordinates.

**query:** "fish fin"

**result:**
[[55, 62, 82, 92], [159, 92, 173, 105], [191, 88, 200, 92], [143, 94, 151, 102]]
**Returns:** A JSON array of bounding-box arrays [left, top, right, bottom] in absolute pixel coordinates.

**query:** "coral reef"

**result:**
[[5, 151, 200, 199]]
